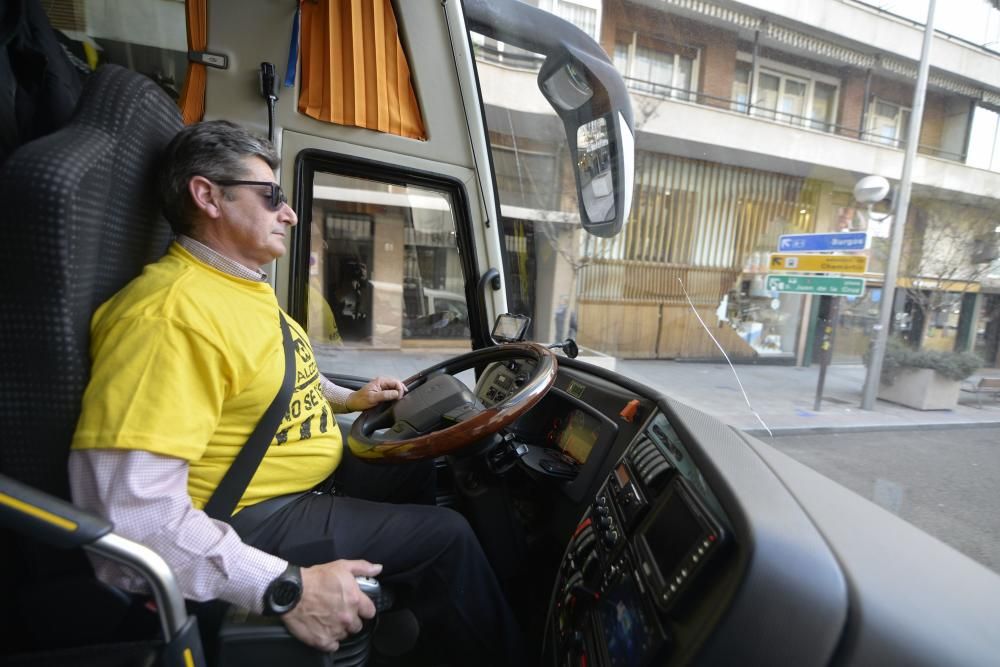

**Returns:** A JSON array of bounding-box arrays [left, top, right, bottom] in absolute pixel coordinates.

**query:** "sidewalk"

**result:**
[[615, 359, 1000, 435], [317, 346, 1000, 436]]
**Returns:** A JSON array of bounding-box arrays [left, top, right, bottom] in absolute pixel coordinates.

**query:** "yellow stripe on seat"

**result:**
[[0, 493, 78, 532]]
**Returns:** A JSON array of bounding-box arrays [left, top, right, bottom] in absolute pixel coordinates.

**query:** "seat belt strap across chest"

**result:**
[[203, 312, 296, 521]]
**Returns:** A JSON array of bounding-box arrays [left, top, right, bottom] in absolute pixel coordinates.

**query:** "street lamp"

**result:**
[[859, 0, 936, 412], [856, 174, 893, 409], [853, 175, 890, 210]]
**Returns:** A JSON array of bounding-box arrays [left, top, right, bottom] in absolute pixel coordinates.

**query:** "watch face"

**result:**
[[271, 580, 300, 608]]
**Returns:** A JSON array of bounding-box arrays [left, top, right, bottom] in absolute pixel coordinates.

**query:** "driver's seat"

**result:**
[[0, 63, 179, 659], [0, 64, 385, 666]]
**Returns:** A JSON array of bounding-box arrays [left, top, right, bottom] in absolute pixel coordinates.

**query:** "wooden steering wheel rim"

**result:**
[[348, 343, 557, 463]]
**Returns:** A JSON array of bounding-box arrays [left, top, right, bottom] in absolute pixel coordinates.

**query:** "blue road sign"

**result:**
[[777, 232, 867, 252]]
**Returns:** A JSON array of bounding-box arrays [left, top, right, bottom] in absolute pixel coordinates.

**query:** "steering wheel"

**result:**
[[348, 343, 557, 462]]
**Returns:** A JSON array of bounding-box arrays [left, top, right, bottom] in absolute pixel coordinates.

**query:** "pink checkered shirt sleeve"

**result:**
[[320, 375, 353, 412], [68, 449, 286, 613]]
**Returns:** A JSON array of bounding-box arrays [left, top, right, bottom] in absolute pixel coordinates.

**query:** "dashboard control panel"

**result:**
[[546, 416, 729, 666], [479, 358, 537, 407]]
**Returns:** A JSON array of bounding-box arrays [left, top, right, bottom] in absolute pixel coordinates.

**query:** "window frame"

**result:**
[[734, 52, 841, 131], [290, 150, 492, 353], [866, 96, 912, 148], [615, 32, 701, 101]]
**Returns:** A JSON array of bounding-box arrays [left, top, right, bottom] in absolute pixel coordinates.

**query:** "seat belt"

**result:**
[[203, 312, 296, 522]]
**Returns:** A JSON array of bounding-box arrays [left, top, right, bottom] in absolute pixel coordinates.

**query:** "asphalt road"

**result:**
[[768, 426, 1000, 574]]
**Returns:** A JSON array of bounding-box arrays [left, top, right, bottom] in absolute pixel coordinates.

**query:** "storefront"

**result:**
[[973, 292, 1000, 367], [728, 269, 806, 361]]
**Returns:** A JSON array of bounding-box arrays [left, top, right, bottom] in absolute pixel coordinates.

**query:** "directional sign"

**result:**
[[766, 274, 866, 296], [778, 232, 867, 252], [768, 253, 868, 274]]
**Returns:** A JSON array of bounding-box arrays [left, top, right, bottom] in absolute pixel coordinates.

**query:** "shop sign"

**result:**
[[766, 274, 866, 296], [768, 253, 868, 274], [777, 232, 868, 252]]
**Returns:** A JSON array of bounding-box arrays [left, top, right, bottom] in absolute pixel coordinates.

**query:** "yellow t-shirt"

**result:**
[[72, 243, 342, 512]]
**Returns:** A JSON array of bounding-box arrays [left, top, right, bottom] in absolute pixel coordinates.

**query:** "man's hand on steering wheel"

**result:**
[[346, 376, 407, 412], [349, 343, 557, 462]]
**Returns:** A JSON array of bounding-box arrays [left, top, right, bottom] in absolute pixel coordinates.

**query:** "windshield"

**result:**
[[473, 0, 1000, 575]]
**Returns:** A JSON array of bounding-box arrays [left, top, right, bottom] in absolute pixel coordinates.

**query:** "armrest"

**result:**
[[0, 473, 204, 666], [0, 473, 112, 549]]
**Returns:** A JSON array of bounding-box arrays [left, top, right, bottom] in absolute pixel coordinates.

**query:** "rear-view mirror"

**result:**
[[465, 0, 635, 237]]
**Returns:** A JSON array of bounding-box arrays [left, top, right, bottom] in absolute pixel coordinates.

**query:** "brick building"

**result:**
[[475, 0, 1000, 366]]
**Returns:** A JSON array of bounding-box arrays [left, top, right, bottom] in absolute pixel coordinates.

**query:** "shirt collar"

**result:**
[[176, 235, 268, 282]]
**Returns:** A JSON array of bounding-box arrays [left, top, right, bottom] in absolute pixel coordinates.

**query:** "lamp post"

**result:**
[[860, 0, 937, 410]]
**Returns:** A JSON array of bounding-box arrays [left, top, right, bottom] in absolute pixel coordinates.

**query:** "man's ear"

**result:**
[[189, 176, 223, 219]]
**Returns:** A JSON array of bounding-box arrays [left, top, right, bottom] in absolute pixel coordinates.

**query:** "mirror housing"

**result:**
[[465, 0, 635, 237]]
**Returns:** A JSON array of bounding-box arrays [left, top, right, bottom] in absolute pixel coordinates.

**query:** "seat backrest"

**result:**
[[0, 64, 182, 651]]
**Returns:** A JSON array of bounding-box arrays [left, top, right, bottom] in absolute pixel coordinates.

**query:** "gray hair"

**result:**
[[158, 120, 279, 235]]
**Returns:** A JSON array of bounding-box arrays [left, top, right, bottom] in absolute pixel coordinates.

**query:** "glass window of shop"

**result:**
[[921, 291, 965, 352], [730, 198, 816, 360], [729, 276, 806, 359], [974, 294, 1000, 367], [730, 217, 809, 359], [831, 287, 883, 364]]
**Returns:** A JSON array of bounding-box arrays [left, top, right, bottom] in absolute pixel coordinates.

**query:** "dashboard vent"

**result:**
[[628, 436, 672, 491]]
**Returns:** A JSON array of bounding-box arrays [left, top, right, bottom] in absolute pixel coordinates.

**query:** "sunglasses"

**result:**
[[213, 180, 288, 211]]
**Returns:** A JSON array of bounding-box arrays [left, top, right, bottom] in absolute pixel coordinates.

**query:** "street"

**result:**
[[766, 426, 1000, 574]]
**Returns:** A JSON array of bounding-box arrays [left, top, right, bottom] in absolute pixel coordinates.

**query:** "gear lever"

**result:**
[[356, 576, 394, 613]]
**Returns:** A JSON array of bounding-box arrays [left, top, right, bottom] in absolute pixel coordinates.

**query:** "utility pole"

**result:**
[[861, 0, 937, 410]]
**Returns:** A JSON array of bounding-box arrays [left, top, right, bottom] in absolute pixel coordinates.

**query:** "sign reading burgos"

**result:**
[[777, 232, 868, 252], [768, 253, 868, 274], [766, 274, 866, 296]]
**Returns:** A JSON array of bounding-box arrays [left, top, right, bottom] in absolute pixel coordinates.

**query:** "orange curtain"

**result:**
[[299, 0, 426, 140], [178, 0, 208, 125]]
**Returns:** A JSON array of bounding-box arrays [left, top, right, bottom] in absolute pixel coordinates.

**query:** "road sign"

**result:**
[[777, 232, 867, 252], [768, 253, 868, 274], [766, 274, 866, 296]]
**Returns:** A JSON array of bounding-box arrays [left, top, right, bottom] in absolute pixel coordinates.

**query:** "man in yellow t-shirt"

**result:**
[[68, 121, 524, 665]]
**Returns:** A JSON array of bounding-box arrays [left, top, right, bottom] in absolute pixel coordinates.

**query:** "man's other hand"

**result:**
[[281, 560, 382, 653], [347, 376, 406, 411]]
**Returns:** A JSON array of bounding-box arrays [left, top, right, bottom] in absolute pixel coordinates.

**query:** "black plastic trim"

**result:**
[[544, 357, 848, 665]]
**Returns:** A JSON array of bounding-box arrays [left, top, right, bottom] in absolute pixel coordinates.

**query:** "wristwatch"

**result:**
[[262, 563, 303, 615]]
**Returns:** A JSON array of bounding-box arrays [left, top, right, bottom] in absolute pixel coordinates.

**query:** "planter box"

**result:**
[[878, 367, 960, 410]]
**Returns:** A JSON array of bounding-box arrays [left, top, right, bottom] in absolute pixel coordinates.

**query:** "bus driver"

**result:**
[[68, 120, 524, 664]]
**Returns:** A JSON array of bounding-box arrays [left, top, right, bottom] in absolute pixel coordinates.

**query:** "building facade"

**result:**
[[476, 0, 1000, 367]]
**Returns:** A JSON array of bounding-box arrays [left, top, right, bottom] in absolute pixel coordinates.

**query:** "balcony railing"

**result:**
[[471, 51, 968, 162], [621, 76, 968, 163]]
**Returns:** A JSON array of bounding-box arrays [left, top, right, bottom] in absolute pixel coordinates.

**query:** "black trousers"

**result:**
[[239, 449, 527, 666]]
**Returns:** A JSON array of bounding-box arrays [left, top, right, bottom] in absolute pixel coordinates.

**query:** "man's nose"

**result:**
[[280, 202, 298, 227]]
